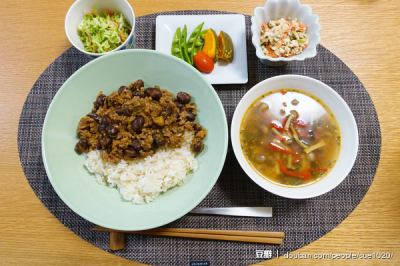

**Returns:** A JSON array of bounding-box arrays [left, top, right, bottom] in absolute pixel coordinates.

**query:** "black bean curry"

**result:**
[[240, 89, 340, 187], [75, 79, 207, 163]]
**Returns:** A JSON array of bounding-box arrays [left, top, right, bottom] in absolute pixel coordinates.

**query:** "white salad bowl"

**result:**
[[251, 0, 321, 66], [65, 0, 135, 59], [231, 75, 359, 199]]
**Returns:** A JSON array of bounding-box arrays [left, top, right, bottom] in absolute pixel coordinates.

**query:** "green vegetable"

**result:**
[[200, 29, 209, 38], [181, 25, 191, 64], [286, 177, 303, 186], [193, 29, 208, 57], [171, 27, 183, 59], [290, 125, 308, 149], [187, 22, 204, 63], [77, 7, 131, 53]]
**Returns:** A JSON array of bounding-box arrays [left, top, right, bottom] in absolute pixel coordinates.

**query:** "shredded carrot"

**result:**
[[264, 53, 279, 58], [105, 10, 113, 17], [266, 46, 274, 53], [284, 25, 293, 34], [261, 22, 269, 30], [302, 44, 308, 51], [120, 29, 126, 41]]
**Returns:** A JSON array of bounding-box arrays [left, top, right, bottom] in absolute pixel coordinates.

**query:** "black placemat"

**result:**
[[18, 10, 381, 266]]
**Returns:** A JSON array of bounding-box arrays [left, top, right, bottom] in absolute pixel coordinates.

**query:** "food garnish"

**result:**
[[77, 8, 131, 53], [202, 29, 219, 62], [171, 24, 234, 73], [171, 27, 184, 59], [260, 18, 309, 58], [218, 31, 234, 62], [171, 22, 206, 65], [193, 52, 214, 73], [187, 22, 205, 64]]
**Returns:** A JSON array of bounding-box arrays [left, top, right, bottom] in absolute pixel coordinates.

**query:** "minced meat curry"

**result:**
[[75, 79, 207, 163]]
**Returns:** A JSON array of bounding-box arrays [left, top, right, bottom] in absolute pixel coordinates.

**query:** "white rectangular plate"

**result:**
[[156, 15, 248, 85]]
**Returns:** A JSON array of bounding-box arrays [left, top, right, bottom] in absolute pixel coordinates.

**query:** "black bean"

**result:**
[[151, 141, 158, 151], [153, 135, 166, 147], [186, 112, 196, 121], [145, 88, 162, 100], [118, 86, 128, 94], [145, 87, 155, 97], [95, 94, 106, 108], [75, 139, 88, 154], [107, 125, 119, 138], [124, 106, 133, 116], [192, 139, 204, 153], [125, 146, 139, 158], [152, 89, 162, 100], [177, 92, 191, 104], [131, 115, 144, 132], [98, 124, 107, 132], [115, 108, 124, 115], [87, 113, 100, 122], [131, 79, 144, 91], [102, 115, 111, 126], [132, 91, 144, 98], [193, 123, 202, 131], [174, 101, 183, 110], [101, 137, 112, 148], [132, 140, 142, 151]]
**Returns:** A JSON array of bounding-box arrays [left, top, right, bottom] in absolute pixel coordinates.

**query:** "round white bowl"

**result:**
[[251, 0, 321, 66], [65, 0, 135, 59], [231, 75, 358, 199]]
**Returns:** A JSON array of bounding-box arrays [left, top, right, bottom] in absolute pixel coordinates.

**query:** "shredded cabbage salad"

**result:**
[[77, 8, 131, 53]]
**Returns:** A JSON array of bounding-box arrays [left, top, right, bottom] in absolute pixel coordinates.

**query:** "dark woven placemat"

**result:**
[[18, 10, 381, 266]]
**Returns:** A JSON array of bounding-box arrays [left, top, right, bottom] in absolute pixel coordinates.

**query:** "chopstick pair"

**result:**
[[92, 226, 285, 250]]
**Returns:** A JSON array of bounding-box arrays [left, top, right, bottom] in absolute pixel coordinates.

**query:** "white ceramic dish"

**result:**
[[251, 0, 321, 66], [156, 15, 248, 84], [231, 75, 359, 199], [65, 0, 136, 59]]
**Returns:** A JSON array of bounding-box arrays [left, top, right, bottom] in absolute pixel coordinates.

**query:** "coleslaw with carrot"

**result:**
[[260, 18, 309, 58], [77, 8, 131, 53]]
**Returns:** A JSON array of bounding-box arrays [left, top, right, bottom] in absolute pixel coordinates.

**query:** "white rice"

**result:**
[[84, 132, 197, 204]]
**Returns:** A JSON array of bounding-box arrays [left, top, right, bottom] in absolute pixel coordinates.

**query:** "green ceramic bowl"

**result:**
[[42, 49, 228, 230]]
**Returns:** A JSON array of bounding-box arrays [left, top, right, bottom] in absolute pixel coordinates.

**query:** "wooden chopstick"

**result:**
[[129, 230, 283, 244], [93, 226, 284, 238], [93, 226, 284, 249]]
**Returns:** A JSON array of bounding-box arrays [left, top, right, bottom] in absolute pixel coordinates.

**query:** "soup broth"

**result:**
[[240, 89, 340, 187]]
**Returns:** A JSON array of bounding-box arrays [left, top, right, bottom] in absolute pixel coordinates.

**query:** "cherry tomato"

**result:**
[[193, 52, 214, 73]]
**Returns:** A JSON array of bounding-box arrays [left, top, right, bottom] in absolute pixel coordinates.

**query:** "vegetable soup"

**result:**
[[240, 89, 340, 187]]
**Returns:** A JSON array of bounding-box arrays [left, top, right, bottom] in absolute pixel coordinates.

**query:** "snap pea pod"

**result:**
[[187, 22, 204, 64], [193, 29, 209, 56], [200, 29, 209, 38], [171, 27, 183, 59], [181, 25, 191, 64]]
